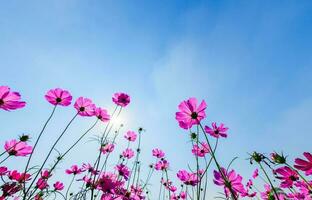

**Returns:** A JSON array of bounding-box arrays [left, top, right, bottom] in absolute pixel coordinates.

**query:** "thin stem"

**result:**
[[198, 122, 238, 200], [0, 155, 10, 165], [90, 106, 120, 200], [158, 172, 164, 200], [23, 105, 57, 195], [258, 162, 280, 200], [165, 169, 171, 199], [66, 175, 76, 199], [25, 113, 78, 199]]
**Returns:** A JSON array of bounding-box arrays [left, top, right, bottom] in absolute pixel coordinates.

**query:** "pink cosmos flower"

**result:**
[[191, 142, 210, 157], [213, 168, 245, 198], [122, 148, 134, 159], [53, 181, 64, 191], [124, 131, 137, 142], [44, 88, 72, 106], [175, 97, 207, 129], [294, 152, 312, 176], [100, 143, 115, 154], [115, 164, 130, 180], [152, 148, 165, 159], [260, 184, 286, 200], [295, 181, 312, 197], [94, 107, 110, 122], [4, 139, 32, 156], [112, 92, 130, 107], [0, 166, 8, 176], [0, 86, 26, 111], [82, 163, 97, 175], [252, 169, 259, 179], [65, 165, 83, 175], [40, 170, 51, 180], [275, 166, 299, 188], [74, 97, 96, 116], [36, 178, 48, 190], [177, 170, 199, 186], [155, 160, 169, 171], [8, 170, 31, 183], [205, 122, 229, 138]]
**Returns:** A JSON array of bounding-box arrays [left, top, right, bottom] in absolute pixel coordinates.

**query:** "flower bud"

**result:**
[[271, 152, 286, 164]]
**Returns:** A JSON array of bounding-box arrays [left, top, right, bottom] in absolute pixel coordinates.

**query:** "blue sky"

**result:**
[[1, 0, 312, 199]]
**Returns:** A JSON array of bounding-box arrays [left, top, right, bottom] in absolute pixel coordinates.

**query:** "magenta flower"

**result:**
[[152, 148, 165, 159], [295, 181, 312, 197], [213, 168, 245, 198], [36, 178, 48, 190], [294, 152, 312, 176], [8, 170, 31, 183], [0, 166, 8, 176], [122, 148, 134, 159], [124, 131, 137, 142], [112, 92, 130, 107], [175, 97, 207, 129], [260, 184, 286, 200], [65, 165, 83, 175], [115, 164, 130, 180], [4, 139, 32, 156], [74, 97, 96, 116], [252, 169, 259, 179], [275, 166, 299, 188], [94, 107, 110, 122], [0, 86, 26, 111], [191, 142, 210, 157], [40, 170, 51, 180], [177, 170, 199, 186], [82, 163, 97, 175], [53, 181, 64, 191], [155, 160, 169, 171], [100, 143, 115, 154], [44, 88, 72, 106], [205, 122, 229, 138]]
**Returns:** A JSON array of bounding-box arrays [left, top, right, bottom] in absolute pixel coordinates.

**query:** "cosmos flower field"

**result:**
[[0, 85, 311, 200]]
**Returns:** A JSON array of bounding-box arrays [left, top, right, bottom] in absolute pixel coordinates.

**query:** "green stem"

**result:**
[[198, 123, 238, 200], [259, 162, 280, 200], [25, 113, 78, 200], [66, 175, 76, 199]]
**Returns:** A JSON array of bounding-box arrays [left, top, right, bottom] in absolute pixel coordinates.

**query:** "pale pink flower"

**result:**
[[175, 97, 207, 129], [152, 148, 165, 158], [155, 160, 169, 171], [0, 86, 26, 111], [124, 131, 137, 142], [44, 88, 72, 106], [100, 143, 115, 154], [122, 148, 134, 159]]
